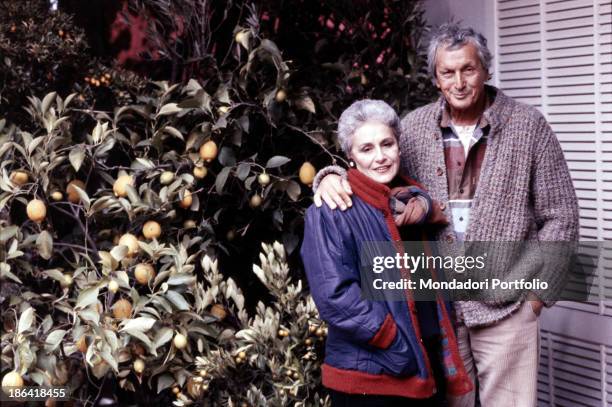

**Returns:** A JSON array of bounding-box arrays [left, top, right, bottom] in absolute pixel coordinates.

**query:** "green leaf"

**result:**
[[265, 156, 291, 168], [157, 103, 182, 117], [236, 163, 251, 181], [218, 146, 236, 166], [76, 286, 100, 310], [0, 262, 22, 284], [125, 329, 156, 355], [153, 327, 174, 350], [72, 184, 90, 212], [294, 95, 316, 113], [286, 180, 301, 201], [18, 307, 35, 334], [100, 349, 119, 373], [167, 274, 197, 286], [98, 251, 118, 272], [186, 130, 206, 151], [157, 373, 175, 394], [131, 158, 155, 170], [259, 39, 282, 60], [78, 309, 100, 325], [64, 93, 77, 109], [44, 329, 67, 353], [0, 225, 18, 243], [215, 167, 232, 194], [214, 85, 231, 105], [116, 270, 130, 287], [43, 268, 65, 282], [125, 184, 141, 205], [166, 290, 190, 311], [41, 92, 57, 115], [120, 317, 157, 333], [36, 230, 53, 260], [69, 146, 86, 172], [110, 245, 128, 262], [163, 126, 184, 141], [27, 136, 45, 155]]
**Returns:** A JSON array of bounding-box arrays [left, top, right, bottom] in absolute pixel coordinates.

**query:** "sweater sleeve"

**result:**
[[531, 117, 579, 242], [301, 205, 396, 349], [311, 165, 347, 192], [312, 166, 432, 213], [530, 115, 580, 305]]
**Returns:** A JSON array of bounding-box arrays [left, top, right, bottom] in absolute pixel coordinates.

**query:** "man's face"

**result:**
[[434, 42, 488, 113]]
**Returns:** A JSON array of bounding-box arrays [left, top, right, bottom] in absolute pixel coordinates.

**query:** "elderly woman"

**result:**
[[301, 100, 472, 406]]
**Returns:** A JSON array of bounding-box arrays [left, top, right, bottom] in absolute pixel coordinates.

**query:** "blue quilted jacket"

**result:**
[[301, 169, 472, 398]]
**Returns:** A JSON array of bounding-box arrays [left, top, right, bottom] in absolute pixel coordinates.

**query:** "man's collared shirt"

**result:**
[[439, 106, 489, 240]]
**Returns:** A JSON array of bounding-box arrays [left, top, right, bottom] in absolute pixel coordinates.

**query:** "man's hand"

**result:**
[[395, 197, 427, 226], [313, 174, 353, 210], [527, 292, 544, 316]]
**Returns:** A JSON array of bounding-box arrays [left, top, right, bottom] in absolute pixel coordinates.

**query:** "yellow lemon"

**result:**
[[249, 194, 262, 208], [160, 171, 175, 185], [76, 335, 89, 353], [66, 180, 86, 204], [210, 304, 227, 320], [257, 173, 270, 186], [133, 358, 145, 374], [10, 171, 29, 186], [183, 220, 197, 229], [179, 190, 193, 209], [275, 89, 287, 103], [1, 371, 24, 391], [108, 280, 119, 293], [60, 274, 73, 288], [193, 166, 207, 179], [199, 141, 218, 162], [113, 175, 134, 198], [112, 299, 132, 319], [142, 220, 161, 240], [173, 333, 187, 349], [298, 162, 316, 186], [118, 233, 140, 257], [235, 31, 247, 44], [134, 263, 155, 285], [26, 199, 46, 223]]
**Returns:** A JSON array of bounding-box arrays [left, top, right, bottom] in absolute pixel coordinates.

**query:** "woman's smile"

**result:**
[[349, 122, 400, 185]]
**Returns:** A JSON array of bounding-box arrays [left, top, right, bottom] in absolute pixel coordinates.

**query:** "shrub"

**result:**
[[1, 0, 434, 404]]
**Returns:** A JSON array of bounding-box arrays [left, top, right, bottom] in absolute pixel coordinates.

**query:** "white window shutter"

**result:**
[[496, 0, 612, 405]]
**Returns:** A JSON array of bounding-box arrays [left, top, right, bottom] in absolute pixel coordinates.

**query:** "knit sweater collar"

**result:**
[[435, 85, 512, 135]]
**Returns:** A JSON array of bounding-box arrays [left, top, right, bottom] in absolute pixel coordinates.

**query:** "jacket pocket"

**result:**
[[366, 331, 418, 377]]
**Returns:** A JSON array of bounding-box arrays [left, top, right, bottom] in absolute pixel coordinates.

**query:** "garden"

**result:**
[[0, 0, 435, 405]]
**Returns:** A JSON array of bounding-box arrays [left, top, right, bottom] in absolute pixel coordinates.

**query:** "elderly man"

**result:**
[[312, 23, 579, 406]]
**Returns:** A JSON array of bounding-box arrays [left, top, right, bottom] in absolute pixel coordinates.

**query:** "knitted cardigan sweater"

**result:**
[[314, 87, 579, 327], [400, 86, 579, 326]]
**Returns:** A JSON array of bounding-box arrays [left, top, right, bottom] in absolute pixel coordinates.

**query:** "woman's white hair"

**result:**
[[337, 99, 400, 154]]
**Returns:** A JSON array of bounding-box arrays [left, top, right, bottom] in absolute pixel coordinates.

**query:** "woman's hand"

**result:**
[[314, 174, 353, 210]]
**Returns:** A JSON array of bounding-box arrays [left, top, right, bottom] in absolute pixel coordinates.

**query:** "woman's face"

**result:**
[[349, 122, 400, 184]]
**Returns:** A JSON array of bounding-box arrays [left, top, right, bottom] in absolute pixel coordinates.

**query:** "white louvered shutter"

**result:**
[[496, 0, 612, 405]]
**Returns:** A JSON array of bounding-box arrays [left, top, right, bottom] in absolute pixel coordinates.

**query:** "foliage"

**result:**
[[187, 243, 328, 406], [0, 0, 147, 126], [0, 0, 435, 404]]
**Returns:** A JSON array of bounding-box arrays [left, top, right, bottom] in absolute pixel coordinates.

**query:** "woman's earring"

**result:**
[[349, 160, 355, 168]]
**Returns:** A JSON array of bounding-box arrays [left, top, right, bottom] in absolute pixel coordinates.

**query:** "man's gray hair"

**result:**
[[427, 23, 493, 83], [337, 99, 400, 155]]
